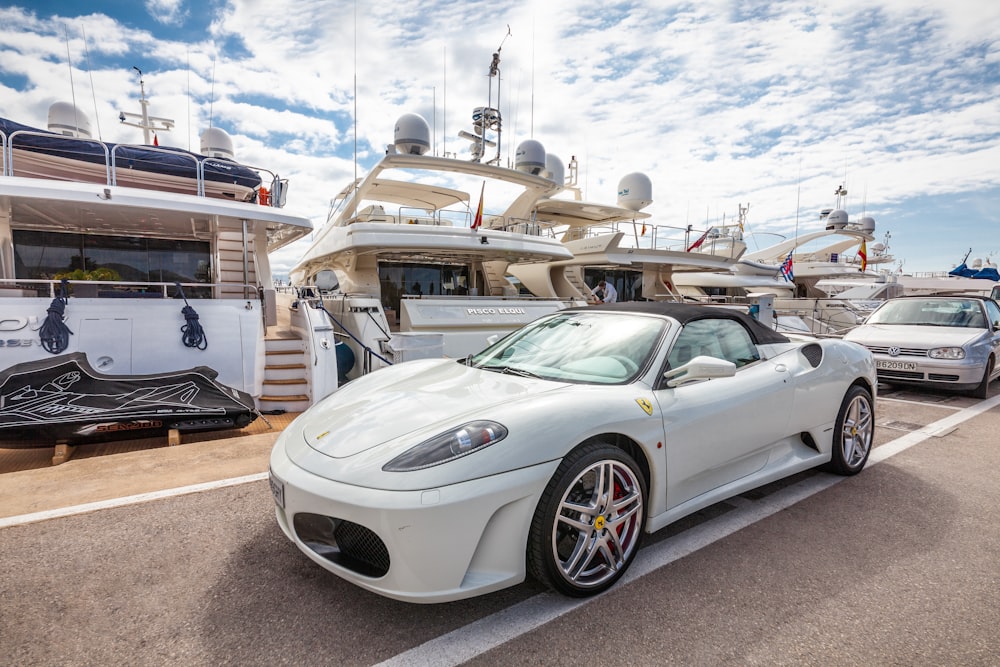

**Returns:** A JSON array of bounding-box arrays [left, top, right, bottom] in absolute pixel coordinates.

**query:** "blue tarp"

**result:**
[[0, 116, 261, 190]]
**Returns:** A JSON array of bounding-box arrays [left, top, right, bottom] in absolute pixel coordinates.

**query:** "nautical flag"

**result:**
[[153, 133, 159, 146], [779, 250, 794, 282], [687, 229, 710, 252], [641, 223, 647, 236], [471, 182, 484, 230], [858, 240, 868, 272]]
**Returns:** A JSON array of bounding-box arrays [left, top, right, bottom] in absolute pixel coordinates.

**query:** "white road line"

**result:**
[[376, 392, 1000, 667], [877, 395, 963, 409], [0, 472, 268, 529]]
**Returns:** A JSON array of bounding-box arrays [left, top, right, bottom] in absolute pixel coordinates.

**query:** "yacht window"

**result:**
[[12, 230, 211, 286]]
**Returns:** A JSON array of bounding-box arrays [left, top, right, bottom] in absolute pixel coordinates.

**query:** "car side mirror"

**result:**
[[664, 355, 737, 387]]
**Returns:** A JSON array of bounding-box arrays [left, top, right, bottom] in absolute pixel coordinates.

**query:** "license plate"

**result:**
[[876, 360, 917, 371], [269, 469, 285, 509]]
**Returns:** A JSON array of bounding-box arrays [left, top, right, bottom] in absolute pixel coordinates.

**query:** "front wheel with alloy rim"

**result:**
[[527, 443, 646, 597], [826, 384, 875, 475], [972, 356, 994, 399]]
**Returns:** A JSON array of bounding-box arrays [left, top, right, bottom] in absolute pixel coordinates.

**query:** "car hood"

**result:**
[[299, 359, 567, 459], [845, 324, 985, 348]]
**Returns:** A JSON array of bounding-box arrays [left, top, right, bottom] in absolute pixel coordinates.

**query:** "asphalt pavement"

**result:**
[[1, 386, 998, 666]]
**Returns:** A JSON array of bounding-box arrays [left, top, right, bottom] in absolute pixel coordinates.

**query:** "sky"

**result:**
[[2, 1, 999, 278]]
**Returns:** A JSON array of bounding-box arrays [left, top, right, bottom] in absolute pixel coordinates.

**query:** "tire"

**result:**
[[972, 356, 994, 399], [826, 385, 874, 476], [527, 442, 646, 597]]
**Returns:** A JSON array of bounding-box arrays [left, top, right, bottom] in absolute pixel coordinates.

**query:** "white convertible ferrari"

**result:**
[[269, 303, 876, 603]]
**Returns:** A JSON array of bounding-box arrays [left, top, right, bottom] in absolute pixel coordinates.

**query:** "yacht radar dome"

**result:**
[[617, 172, 653, 211], [47, 102, 92, 138], [544, 154, 565, 185], [394, 113, 431, 155], [825, 209, 849, 229], [515, 139, 546, 175], [200, 127, 236, 159], [858, 216, 876, 234]]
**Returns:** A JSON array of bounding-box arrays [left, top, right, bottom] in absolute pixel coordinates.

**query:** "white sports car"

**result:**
[[269, 303, 876, 603]]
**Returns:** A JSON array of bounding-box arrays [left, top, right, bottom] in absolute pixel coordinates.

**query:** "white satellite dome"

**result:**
[[971, 257, 983, 269], [200, 127, 235, 159], [617, 172, 653, 211], [47, 102, 92, 138], [872, 242, 886, 253], [544, 153, 565, 185], [858, 216, 876, 233], [825, 209, 849, 229], [394, 113, 430, 155], [515, 139, 546, 175]]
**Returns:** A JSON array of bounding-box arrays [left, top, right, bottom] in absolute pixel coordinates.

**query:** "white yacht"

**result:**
[[509, 168, 744, 302], [288, 51, 594, 397], [0, 96, 313, 440], [669, 190, 901, 334]]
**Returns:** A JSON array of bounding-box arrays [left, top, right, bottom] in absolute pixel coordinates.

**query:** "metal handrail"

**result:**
[[0, 278, 259, 299]]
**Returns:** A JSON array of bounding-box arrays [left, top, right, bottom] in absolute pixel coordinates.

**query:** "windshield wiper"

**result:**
[[482, 364, 543, 379]]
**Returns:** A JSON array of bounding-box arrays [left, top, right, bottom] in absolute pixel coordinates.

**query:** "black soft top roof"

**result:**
[[568, 301, 791, 345]]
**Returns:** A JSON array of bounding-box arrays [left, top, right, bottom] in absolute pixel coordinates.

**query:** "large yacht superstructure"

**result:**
[[286, 51, 634, 396], [0, 94, 313, 439], [509, 169, 744, 302], [287, 127, 583, 397]]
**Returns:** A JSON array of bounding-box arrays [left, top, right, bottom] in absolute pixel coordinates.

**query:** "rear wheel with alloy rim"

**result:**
[[826, 385, 874, 475], [528, 442, 646, 596]]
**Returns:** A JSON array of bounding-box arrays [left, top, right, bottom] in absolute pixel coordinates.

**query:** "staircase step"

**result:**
[[260, 394, 309, 403], [265, 363, 307, 370], [264, 378, 307, 386], [266, 348, 303, 355]]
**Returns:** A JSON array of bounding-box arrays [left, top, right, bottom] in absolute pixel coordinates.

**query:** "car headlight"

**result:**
[[382, 420, 508, 472], [928, 347, 966, 359]]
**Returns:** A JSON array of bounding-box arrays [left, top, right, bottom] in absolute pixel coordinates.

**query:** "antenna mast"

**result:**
[[460, 27, 510, 163], [118, 67, 174, 145]]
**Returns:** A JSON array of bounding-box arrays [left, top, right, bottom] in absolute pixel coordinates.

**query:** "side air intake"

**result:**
[[802, 343, 823, 368]]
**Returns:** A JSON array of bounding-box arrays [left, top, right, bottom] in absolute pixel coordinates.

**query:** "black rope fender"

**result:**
[[176, 283, 208, 350], [39, 279, 73, 354]]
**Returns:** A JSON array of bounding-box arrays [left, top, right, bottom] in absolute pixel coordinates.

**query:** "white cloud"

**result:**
[[145, 0, 188, 26], [2, 0, 999, 272]]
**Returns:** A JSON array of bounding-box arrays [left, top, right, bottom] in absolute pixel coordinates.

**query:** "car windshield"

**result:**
[[866, 298, 987, 328], [470, 311, 666, 384]]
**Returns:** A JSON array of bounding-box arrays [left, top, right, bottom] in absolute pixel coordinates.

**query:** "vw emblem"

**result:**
[[888, 346, 901, 357]]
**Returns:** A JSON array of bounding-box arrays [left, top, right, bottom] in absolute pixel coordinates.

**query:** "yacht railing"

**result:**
[[0, 278, 259, 299], [1, 127, 286, 207], [354, 205, 553, 237], [583, 222, 746, 258]]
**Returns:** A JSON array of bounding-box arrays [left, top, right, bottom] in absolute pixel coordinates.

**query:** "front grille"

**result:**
[[865, 345, 928, 357], [877, 370, 924, 380], [928, 374, 960, 381], [293, 513, 390, 577]]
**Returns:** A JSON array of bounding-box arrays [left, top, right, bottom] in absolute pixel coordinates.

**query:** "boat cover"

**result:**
[[0, 353, 257, 444], [0, 116, 261, 190]]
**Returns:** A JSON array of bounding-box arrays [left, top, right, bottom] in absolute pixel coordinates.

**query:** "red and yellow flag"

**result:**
[[858, 240, 868, 272], [472, 182, 484, 230]]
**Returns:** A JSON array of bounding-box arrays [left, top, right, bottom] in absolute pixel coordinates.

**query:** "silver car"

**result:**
[[844, 295, 1000, 398]]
